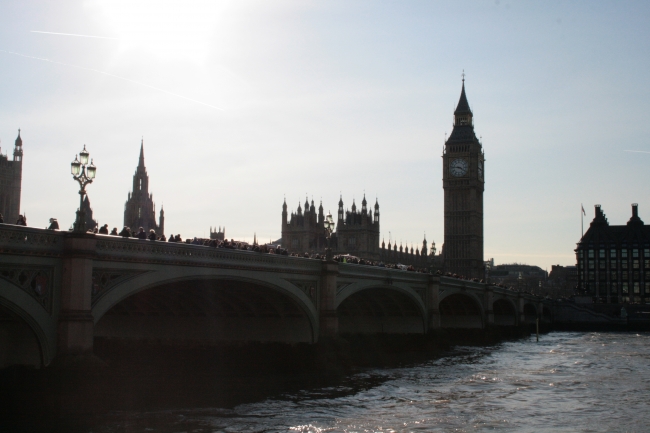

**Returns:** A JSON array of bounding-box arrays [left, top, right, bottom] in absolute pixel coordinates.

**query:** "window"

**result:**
[[622, 260, 628, 270], [645, 282, 650, 294], [611, 271, 617, 281], [291, 238, 299, 248], [599, 261, 606, 270], [645, 259, 650, 269], [622, 282, 629, 294], [589, 250, 595, 258], [599, 249, 606, 259], [348, 237, 356, 247], [634, 283, 640, 294], [579, 250, 584, 259], [610, 249, 617, 258], [645, 248, 650, 258], [622, 249, 628, 258], [622, 271, 628, 280], [139, 179, 142, 190], [588, 261, 595, 269], [633, 260, 640, 269], [611, 282, 618, 293], [633, 249, 639, 258], [633, 271, 639, 280], [589, 271, 595, 281], [610, 260, 617, 269]]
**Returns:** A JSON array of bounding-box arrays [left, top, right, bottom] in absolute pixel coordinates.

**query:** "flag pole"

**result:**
[[581, 203, 584, 238]]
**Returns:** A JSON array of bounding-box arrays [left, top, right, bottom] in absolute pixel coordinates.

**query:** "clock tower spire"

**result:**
[[442, 77, 485, 279]]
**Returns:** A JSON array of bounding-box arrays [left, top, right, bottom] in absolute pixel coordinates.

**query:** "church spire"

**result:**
[[138, 138, 145, 168]]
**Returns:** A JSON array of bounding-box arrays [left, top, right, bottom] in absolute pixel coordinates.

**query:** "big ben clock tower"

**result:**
[[442, 77, 485, 278]]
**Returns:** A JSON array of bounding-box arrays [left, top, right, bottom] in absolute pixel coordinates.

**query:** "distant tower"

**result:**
[[123, 140, 164, 235], [81, 195, 98, 231], [0, 130, 24, 224], [442, 77, 485, 278]]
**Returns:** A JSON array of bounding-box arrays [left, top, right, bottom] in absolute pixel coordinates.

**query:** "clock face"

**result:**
[[449, 158, 468, 177], [478, 160, 484, 179]]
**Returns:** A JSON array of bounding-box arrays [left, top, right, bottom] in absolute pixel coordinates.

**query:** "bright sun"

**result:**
[[95, 0, 227, 63]]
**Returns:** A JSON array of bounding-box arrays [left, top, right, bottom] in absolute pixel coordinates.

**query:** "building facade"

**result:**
[[442, 79, 485, 279], [281, 195, 435, 267], [0, 130, 23, 224], [282, 195, 381, 259], [123, 141, 164, 236], [576, 204, 650, 303], [210, 226, 225, 241]]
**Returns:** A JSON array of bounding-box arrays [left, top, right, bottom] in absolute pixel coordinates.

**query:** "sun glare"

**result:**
[[94, 0, 226, 63]]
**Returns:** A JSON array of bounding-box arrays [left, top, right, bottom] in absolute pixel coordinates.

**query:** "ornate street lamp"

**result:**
[[70, 145, 96, 233], [324, 212, 335, 261]]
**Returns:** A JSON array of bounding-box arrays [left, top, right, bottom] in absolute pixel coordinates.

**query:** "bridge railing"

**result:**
[[0, 224, 65, 256], [92, 234, 324, 273]]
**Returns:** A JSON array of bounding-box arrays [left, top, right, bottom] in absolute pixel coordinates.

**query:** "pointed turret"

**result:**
[[454, 79, 472, 116], [351, 199, 357, 212], [374, 198, 379, 223], [138, 138, 145, 168], [361, 194, 367, 214], [282, 197, 288, 226], [15, 129, 22, 147], [13, 129, 23, 162]]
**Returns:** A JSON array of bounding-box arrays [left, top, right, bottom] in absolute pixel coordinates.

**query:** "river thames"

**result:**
[[78, 332, 650, 432]]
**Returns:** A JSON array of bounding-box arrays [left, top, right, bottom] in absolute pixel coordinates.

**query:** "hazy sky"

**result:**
[[1, 1, 649, 270]]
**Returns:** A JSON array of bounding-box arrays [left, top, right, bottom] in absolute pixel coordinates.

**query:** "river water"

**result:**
[[89, 332, 650, 432]]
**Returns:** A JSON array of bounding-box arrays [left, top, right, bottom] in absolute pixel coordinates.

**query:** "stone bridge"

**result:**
[[0, 225, 549, 368]]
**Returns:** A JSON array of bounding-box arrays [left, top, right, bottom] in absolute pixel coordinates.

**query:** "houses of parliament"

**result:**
[[281, 79, 485, 277], [1, 80, 484, 277]]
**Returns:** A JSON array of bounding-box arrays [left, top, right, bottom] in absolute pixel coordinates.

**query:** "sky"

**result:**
[[1, 0, 649, 270]]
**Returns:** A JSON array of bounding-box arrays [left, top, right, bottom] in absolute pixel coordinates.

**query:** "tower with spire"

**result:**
[[0, 129, 24, 224], [123, 140, 165, 236], [442, 75, 485, 278]]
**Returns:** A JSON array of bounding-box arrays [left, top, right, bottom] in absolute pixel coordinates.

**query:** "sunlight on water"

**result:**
[[93, 332, 650, 433]]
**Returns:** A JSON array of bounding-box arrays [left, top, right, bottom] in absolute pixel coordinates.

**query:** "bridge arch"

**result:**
[[523, 303, 538, 325], [493, 298, 518, 326], [336, 282, 426, 334], [438, 291, 484, 329], [92, 267, 318, 343], [0, 278, 55, 367]]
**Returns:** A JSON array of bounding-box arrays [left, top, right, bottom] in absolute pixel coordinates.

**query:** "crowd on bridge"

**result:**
[[2, 218, 525, 293]]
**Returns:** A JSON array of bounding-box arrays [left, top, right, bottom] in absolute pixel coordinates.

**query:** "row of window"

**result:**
[[580, 248, 650, 259], [585, 270, 645, 281], [584, 259, 650, 270], [584, 282, 650, 295]]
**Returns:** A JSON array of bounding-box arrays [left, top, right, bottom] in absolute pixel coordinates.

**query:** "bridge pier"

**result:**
[[319, 261, 339, 339], [484, 287, 494, 327], [517, 293, 525, 326], [58, 235, 95, 356], [426, 276, 440, 331]]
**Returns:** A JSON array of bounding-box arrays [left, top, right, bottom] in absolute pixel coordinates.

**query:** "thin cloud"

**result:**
[[0, 49, 224, 111], [624, 150, 650, 154], [31, 30, 119, 40]]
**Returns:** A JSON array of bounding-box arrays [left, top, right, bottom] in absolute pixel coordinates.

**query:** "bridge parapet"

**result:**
[[0, 224, 65, 256], [94, 235, 323, 274]]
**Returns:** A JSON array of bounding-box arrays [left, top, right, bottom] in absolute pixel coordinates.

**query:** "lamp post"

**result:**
[[324, 212, 335, 261], [70, 145, 96, 233]]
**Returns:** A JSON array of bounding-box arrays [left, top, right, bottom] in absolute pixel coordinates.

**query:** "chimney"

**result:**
[[632, 203, 639, 218]]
